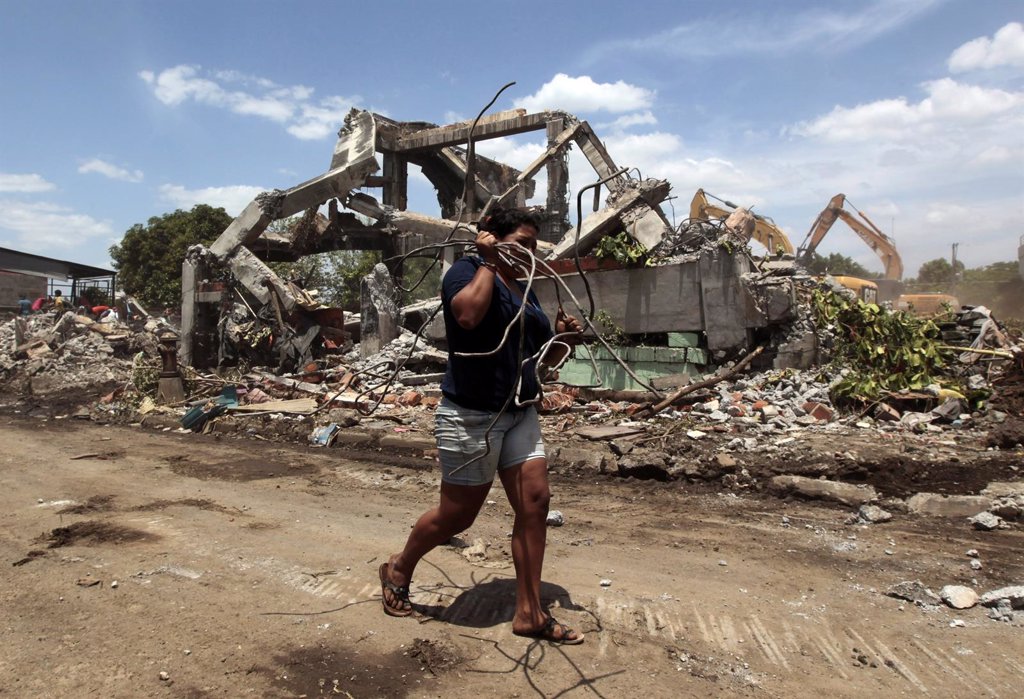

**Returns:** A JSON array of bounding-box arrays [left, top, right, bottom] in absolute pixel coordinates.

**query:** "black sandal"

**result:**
[[513, 615, 584, 645], [378, 562, 413, 617]]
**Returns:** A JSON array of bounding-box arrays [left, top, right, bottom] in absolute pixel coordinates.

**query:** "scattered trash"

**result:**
[[309, 423, 341, 447]]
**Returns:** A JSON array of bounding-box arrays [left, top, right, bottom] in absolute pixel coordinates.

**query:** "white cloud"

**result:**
[[598, 111, 658, 131], [790, 78, 1024, 143], [971, 145, 1016, 165], [143, 64, 224, 107], [0, 173, 56, 193], [140, 65, 361, 138], [584, 0, 942, 61], [949, 22, 1024, 72], [474, 136, 547, 171], [158, 184, 266, 215], [286, 96, 357, 140], [925, 202, 969, 225], [514, 74, 654, 114], [78, 159, 144, 183], [0, 199, 114, 250]]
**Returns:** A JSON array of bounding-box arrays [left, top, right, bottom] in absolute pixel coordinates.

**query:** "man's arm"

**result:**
[[450, 232, 501, 329]]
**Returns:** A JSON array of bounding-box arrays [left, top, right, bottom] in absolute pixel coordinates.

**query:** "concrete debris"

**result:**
[[462, 539, 487, 562], [856, 504, 893, 524], [981, 482, 1024, 521], [360, 263, 400, 359], [617, 449, 670, 481], [979, 586, 1024, 609], [546, 510, 565, 527], [1, 311, 160, 398], [968, 511, 1004, 531], [939, 585, 979, 610], [905, 493, 992, 518], [987, 599, 1017, 622], [770, 475, 877, 507], [887, 581, 941, 608]]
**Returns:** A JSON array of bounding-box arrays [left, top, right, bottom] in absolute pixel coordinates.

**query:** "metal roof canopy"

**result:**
[[0, 246, 114, 282]]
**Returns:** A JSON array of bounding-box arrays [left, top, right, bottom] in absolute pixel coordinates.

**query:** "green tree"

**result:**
[[915, 257, 964, 285], [806, 252, 878, 278], [956, 261, 1023, 320], [962, 261, 1018, 283], [109, 205, 232, 308], [270, 249, 382, 311], [266, 215, 443, 311]]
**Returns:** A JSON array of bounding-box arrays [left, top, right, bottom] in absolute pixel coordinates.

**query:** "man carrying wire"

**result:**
[[379, 207, 585, 644]]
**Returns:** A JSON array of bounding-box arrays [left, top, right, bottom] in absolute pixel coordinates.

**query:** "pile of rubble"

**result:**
[[0, 312, 168, 399]]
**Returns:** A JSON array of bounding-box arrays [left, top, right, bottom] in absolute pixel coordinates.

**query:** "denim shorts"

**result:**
[[435, 398, 546, 486]]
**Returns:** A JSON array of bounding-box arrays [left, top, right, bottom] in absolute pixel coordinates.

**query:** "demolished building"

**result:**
[[181, 106, 808, 382]]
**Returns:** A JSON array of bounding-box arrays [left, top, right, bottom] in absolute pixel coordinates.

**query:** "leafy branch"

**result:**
[[813, 289, 954, 404], [593, 231, 651, 266]]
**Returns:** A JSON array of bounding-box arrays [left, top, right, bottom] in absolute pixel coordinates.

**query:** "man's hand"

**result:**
[[555, 307, 583, 344], [475, 231, 500, 264]]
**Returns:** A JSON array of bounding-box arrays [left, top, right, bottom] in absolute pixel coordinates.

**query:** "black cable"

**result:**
[[574, 168, 630, 321]]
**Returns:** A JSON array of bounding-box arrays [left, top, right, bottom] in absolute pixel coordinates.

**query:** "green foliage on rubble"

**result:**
[[130, 351, 160, 397], [812, 289, 954, 404], [592, 309, 628, 347], [593, 231, 651, 266]]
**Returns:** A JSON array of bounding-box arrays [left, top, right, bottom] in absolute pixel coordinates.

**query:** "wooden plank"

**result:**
[[575, 424, 646, 441], [229, 398, 318, 414]]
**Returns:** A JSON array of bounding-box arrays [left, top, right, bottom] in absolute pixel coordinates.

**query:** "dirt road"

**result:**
[[1, 418, 1021, 698]]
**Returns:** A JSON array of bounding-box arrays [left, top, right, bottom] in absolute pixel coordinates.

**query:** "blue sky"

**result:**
[[1, 0, 1021, 279]]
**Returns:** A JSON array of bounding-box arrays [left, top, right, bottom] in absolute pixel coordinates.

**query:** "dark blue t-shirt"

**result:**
[[440, 256, 553, 412]]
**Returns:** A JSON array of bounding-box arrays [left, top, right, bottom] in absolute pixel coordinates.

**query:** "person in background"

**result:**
[[17, 294, 31, 316], [30, 296, 47, 312], [52, 290, 68, 314]]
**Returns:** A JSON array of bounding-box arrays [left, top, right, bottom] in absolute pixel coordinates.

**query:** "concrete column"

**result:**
[[359, 263, 400, 358], [382, 152, 408, 211], [180, 259, 199, 367], [543, 118, 569, 244]]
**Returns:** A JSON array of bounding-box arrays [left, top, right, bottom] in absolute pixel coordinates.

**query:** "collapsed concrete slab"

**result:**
[[549, 178, 672, 260]]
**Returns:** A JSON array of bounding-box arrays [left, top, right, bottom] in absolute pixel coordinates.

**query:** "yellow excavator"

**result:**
[[690, 189, 795, 254], [797, 193, 903, 280], [800, 194, 958, 314]]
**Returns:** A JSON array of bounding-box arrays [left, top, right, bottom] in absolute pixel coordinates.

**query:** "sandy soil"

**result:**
[[1, 417, 1022, 698]]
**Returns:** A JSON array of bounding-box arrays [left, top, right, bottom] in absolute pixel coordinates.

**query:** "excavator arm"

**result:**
[[798, 193, 904, 280], [689, 189, 795, 254]]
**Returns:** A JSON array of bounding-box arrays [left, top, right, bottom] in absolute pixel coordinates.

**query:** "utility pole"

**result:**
[[950, 242, 959, 294]]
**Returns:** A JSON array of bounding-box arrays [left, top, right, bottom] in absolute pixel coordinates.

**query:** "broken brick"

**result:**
[[397, 390, 422, 407], [802, 401, 834, 422]]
